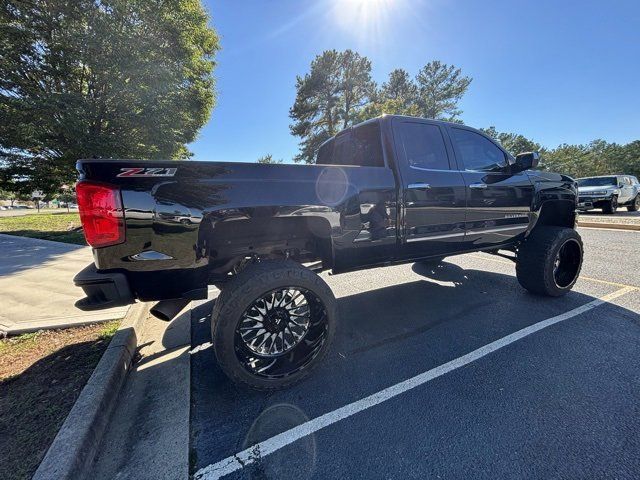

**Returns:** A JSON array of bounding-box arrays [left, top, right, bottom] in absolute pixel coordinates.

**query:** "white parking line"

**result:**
[[193, 285, 636, 480]]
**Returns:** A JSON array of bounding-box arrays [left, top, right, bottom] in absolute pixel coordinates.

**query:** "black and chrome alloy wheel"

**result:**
[[234, 287, 329, 379], [211, 259, 336, 390]]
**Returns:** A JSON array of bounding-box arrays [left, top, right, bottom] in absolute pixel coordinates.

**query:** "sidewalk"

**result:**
[[0, 234, 129, 335], [578, 210, 640, 225]]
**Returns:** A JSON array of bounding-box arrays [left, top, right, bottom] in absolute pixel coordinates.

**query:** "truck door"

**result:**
[[447, 126, 534, 247], [321, 122, 398, 273], [619, 176, 634, 204], [392, 118, 467, 259]]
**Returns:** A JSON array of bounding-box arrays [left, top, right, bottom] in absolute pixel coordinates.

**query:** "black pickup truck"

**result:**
[[74, 115, 583, 389]]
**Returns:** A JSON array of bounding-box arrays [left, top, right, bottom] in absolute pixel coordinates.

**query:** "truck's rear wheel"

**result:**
[[516, 227, 583, 297], [211, 260, 336, 390], [628, 195, 639, 212]]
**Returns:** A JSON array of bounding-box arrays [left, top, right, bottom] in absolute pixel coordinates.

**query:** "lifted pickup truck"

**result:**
[[74, 115, 583, 389]]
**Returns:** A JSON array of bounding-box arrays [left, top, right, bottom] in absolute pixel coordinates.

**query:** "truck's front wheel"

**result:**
[[516, 227, 583, 297], [211, 260, 336, 390], [603, 196, 617, 214]]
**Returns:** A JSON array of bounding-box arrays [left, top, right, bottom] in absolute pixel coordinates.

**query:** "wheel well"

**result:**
[[534, 200, 576, 230], [206, 216, 333, 273]]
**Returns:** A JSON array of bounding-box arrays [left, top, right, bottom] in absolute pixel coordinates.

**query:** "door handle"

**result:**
[[408, 183, 431, 190], [469, 183, 488, 189]]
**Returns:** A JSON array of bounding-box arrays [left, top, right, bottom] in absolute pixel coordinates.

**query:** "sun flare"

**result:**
[[343, 0, 389, 5], [334, 0, 402, 41]]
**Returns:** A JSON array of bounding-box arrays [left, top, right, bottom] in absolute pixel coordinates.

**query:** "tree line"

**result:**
[[479, 127, 640, 179]]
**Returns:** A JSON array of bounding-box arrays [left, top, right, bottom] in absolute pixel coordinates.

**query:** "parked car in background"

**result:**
[[58, 202, 78, 209], [577, 175, 640, 213]]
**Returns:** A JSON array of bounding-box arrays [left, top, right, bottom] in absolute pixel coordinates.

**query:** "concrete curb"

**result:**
[[578, 221, 640, 231], [32, 302, 151, 480], [90, 303, 193, 479], [0, 308, 130, 337]]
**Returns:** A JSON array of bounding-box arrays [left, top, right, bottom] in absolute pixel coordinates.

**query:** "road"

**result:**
[[189, 227, 639, 479]]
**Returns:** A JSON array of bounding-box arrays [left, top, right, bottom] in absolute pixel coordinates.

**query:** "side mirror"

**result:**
[[513, 151, 540, 172]]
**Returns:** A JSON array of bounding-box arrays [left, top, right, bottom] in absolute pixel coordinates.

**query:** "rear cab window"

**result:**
[[316, 122, 385, 167]]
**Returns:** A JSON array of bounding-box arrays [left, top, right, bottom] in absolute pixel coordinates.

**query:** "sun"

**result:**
[[333, 0, 401, 41], [339, 0, 394, 14], [343, 0, 388, 5]]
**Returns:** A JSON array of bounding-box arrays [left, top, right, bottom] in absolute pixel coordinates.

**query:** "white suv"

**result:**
[[577, 175, 640, 213]]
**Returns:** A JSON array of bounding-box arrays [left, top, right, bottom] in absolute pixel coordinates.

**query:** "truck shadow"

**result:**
[[187, 263, 639, 476], [334, 260, 592, 357], [190, 260, 610, 373]]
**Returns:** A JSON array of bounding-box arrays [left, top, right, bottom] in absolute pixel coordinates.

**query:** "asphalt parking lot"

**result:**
[[189, 227, 640, 480]]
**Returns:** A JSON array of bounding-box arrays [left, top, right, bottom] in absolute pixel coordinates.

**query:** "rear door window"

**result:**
[[397, 122, 451, 170]]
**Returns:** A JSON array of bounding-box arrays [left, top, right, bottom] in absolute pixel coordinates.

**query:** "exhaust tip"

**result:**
[[150, 298, 190, 322]]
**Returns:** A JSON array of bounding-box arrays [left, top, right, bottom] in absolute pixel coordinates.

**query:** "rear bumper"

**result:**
[[74, 264, 135, 311]]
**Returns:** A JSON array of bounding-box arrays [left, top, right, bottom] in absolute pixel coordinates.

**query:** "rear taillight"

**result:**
[[76, 181, 125, 248]]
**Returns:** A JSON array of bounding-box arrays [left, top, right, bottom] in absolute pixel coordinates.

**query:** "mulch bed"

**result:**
[[0, 322, 118, 480]]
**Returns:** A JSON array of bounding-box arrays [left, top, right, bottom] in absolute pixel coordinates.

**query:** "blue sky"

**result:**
[[190, 0, 640, 162]]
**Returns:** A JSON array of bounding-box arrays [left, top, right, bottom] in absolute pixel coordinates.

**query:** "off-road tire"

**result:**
[[603, 196, 617, 214], [516, 227, 583, 297], [627, 195, 639, 212], [211, 259, 336, 390]]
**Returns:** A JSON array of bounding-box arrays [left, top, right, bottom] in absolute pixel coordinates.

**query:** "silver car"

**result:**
[[577, 175, 640, 213]]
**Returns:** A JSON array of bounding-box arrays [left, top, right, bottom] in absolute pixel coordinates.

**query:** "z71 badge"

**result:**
[[117, 167, 177, 178]]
